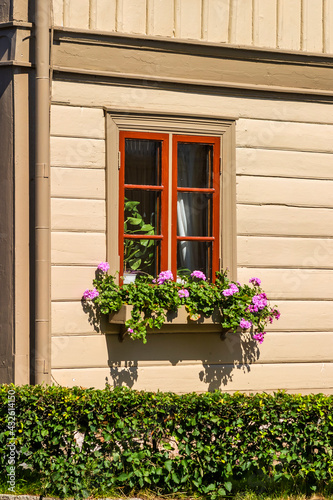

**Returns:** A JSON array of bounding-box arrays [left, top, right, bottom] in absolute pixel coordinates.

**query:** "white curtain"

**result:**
[[177, 146, 199, 271]]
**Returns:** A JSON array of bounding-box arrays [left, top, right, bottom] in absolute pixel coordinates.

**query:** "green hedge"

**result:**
[[0, 385, 333, 498]]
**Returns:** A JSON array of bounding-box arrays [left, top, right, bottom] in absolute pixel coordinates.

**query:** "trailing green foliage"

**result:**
[[1, 385, 333, 499], [85, 268, 280, 343]]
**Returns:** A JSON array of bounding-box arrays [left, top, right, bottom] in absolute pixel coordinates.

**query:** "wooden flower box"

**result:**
[[109, 304, 224, 340]]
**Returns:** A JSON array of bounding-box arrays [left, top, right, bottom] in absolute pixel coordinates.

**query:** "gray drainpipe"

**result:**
[[34, 0, 51, 384]]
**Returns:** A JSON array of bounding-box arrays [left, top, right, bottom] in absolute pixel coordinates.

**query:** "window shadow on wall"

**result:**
[[103, 330, 259, 392], [82, 299, 259, 391]]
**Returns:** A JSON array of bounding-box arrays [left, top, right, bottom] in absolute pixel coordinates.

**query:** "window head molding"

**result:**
[[106, 110, 237, 282]]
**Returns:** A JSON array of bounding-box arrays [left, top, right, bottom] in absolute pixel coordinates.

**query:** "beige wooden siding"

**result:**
[[229, 0, 253, 46], [50, 84, 333, 394], [63, 0, 90, 29], [238, 205, 333, 238], [203, 0, 230, 43], [253, 0, 277, 49], [51, 332, 333, 392], [52, 0, 333, 54], [50, 104, 107, 350], [52, 332, 333, 369], [147, 0, 175, 37], [52, 81, 333, 125], [324, 0, 333, 53], [52, 363, 333, 393]]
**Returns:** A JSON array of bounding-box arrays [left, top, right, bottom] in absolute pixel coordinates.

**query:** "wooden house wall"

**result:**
[[52, 0, 333, 54], [50, 81, 333, 393]]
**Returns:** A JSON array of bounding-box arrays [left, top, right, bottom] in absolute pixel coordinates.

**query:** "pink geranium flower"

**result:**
[[97, 262, 110, 273], [156, 270, 174, 285], [222, 283, 239, 297], [240, 319, 252, 330], [249, 277, 261, 286], [83, 288, 99, 300], [253, 332, 266, 344], [191, 270, 206, 281]]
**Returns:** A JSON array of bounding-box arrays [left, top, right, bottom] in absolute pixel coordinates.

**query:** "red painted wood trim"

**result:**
[[119, 131, 169, 277], [176, 236, 215, 241], [124, 184, 164, 191], [171, 135, 220, 280], [176, 187, 215, 193], [124, 234, 163, 240]]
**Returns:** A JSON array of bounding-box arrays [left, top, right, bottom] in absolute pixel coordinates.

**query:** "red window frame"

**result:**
[[171, 135, 220, 280], [119, 131, 169, 277], [119, 132, 220, 280]]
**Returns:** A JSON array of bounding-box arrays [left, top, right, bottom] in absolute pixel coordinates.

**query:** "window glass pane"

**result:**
[[124, 239, 160, 277], [177, 192, 212, 237], [177, 143, 213, 188], [124, 189, 161, 235], [125, 139, 161, 185], [177, 241, 212, 280]]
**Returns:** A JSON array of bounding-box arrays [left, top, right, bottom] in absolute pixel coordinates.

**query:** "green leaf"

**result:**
[[140, 224, 154, 232], [224, 481, 233, 492], [128, 217, 142, 225], [164, 460, 172, 472], [171, 472, 180, 484], [117, 473, 129, 481], [130, 259, 141, 270], [125, 200, 140, 210]]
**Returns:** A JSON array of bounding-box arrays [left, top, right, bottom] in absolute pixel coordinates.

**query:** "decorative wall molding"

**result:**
[[52, 28, 333, 97]]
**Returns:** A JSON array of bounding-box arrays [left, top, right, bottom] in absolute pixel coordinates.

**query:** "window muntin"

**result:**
[[119, 131, 220, 281]]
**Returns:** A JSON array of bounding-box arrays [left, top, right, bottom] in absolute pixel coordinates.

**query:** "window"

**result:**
[[107, 112, 236, 282], [119, 131, 169, 278]]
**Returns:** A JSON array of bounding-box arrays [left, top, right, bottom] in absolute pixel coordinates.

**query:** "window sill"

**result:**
[[109, 304, 225, 340]]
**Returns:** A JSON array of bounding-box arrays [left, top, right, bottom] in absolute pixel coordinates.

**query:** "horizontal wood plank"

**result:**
[[237, 205, 333, 238], [51, 265, 100, 301], [51, 136, 105, 168], [266, 300, 333, 332], [51, 331, 333, 369], [51, 167, 105, 199], [51, 232, 106, 265], [51, 361, 333, 393], [238, 268, 333, 300], [51, 198, 106, 231], [236, 148, 333, 180], [51, 300, 98, 335], [237, 176, 333, 208], [237, 119, 333, 152], [238, 236, 333, 269], [51, 105, 105, 138], [52, 81, 333, 125]]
